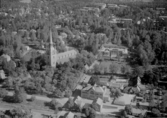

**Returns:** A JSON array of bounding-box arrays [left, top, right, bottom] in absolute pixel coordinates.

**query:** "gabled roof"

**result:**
[[96, 98, 103, 106], [82, 85, 105, 93], [80, 74, 91, 83], [93, 86, 104, 93], [82, 84, 92, 91], [66, 112, 75, 118]]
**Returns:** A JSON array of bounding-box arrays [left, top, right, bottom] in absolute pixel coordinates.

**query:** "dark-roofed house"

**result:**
[[81, 84, 109, 100]]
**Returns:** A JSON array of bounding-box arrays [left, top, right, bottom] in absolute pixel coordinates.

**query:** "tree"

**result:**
[[13, 85, 26, 103], [53, 89, 63, 98], [82, 106, 96, 118], [110, 88, 122, 98], [89, 76, 100, 85], [109, 63, 118, 74], [133, 66, 145, 77], [93, 64, 100, 74], [0, 89, 8, 98], [152, 108, 161, 117], [125, 105, 132, 114], [4, 106, 32, 118], [64, 89, 72, 98], [121, 65, 131, 75], [49, 99, 62, 110], [91, 103, 100, 112], [67, 98, 75, 109]]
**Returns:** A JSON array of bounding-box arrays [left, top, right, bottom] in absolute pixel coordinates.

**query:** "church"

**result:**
[[49, 29, 77, 67]]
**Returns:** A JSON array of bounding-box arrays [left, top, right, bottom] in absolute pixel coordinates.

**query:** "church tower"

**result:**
[[49, 29, 57, 67]]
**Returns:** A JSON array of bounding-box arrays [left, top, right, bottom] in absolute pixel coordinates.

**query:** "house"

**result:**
[[98, 43, 128, 60], [113, 94, 135, 106], [81, 84, 109, 100]]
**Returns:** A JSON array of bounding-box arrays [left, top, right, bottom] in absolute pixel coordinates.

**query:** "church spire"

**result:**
[[49, 28, 53, 45]]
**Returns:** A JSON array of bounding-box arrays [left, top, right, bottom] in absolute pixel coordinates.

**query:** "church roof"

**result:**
[[57, 50, 77, 64]]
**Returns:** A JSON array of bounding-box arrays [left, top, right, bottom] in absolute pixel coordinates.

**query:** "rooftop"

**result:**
[[82, 85, 106, 93], [96, 98, 103, 106], [79, 74, 91, 83]]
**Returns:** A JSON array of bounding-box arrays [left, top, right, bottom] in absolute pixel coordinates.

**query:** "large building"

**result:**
[[49, 30, 77, 67], [98, 43, 128, 60], [81, 84, 110, 101]]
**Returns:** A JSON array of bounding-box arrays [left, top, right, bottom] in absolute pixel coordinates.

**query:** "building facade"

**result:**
[[98, 43, 128, 60], [81, 85, 109, 100]]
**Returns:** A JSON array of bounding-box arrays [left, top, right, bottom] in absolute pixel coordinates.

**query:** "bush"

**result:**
[[29, 95, 36, 101], [0, 89, 8, 98], [64, 89, 72, 97], [49, 99, 62, 110]]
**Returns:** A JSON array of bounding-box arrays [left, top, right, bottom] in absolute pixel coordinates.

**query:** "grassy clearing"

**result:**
[[99, 60, 130, 73]]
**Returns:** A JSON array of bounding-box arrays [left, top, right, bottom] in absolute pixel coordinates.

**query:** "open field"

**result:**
[[99, 60, 131, 74]]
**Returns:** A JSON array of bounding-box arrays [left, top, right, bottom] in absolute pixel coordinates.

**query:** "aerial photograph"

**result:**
[[0, 0, 167, 118]]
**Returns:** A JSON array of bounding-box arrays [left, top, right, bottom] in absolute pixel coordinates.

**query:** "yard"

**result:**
[[99, 60, 132, 74]]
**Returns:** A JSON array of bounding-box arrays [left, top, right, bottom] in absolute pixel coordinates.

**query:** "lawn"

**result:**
[[0, 98, 52, 112], [99, 60, 130, 74]]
